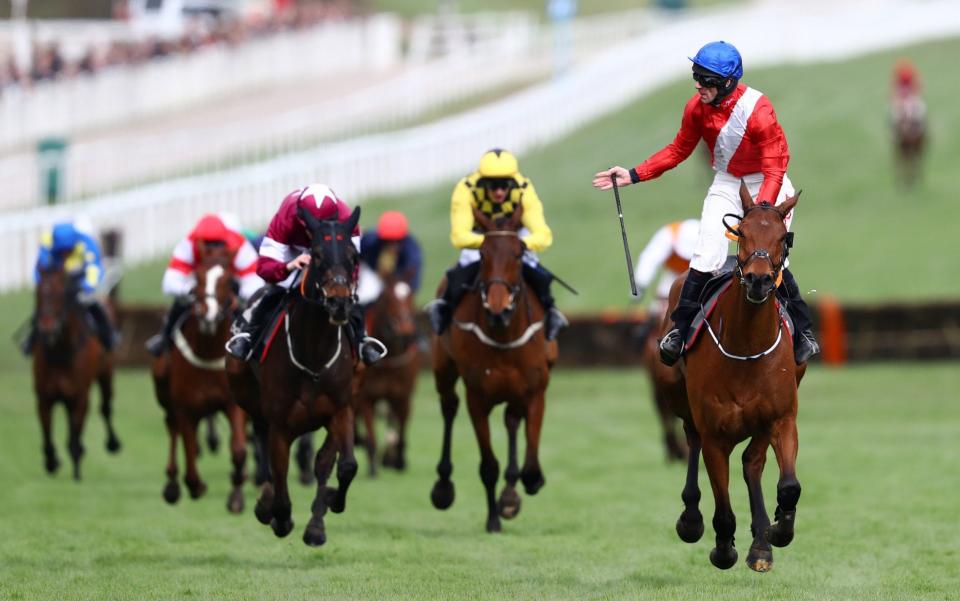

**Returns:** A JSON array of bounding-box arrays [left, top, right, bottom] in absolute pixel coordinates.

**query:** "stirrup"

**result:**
[[424, 299, 449, 335], [360, 336, 388, 366], [658, 328, 684, 366], [225, 332, 252, 360]]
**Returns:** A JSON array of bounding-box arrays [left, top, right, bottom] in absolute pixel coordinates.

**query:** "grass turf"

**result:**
[[0, 364, 957, 600]]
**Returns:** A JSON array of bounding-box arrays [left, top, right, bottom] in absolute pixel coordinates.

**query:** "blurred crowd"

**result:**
[[0, 0, 358, 97]]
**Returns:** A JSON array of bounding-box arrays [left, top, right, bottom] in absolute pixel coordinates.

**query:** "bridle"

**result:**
[[477, 231, 524, 315], [298, 222, 358, 323], [723, 203, 792, 301]]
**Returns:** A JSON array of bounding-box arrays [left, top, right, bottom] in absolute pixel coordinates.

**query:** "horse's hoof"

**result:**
[[498, 488, 522, 520], [206, 438, 220, 454], [431, 480, 455, 510], [746, 544, 774, 573], [676, 510, 705, 543], [255, 484, 274, 525], [44, 454, 60, 475], [163, 482, 181, 504], [106, 436, 122, 454], [298, 470, 315, 486], [187, 480, 208, 500], [709, 545, 738, 570], [765, 522, 795, 548], [521, 469, 545, 496], [486, 517, 502, 533], [226, 489, 244, 514], [303, 523, 327, 547], [271, 517, 294, 538]]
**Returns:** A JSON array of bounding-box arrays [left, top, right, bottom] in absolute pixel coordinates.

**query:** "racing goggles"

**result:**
[[692, 71, 727, 89], [478, 177, 516, 191]]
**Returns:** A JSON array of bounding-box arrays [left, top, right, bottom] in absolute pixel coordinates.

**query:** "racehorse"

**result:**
[[227, 207, 361, 547], [639, 316, 687, 462], [151, 249, 248, 512], [430, 205, 557, 533], [32, 265, 121, 480], [665, 182, 806, 572], [892, 97, 926, 189]]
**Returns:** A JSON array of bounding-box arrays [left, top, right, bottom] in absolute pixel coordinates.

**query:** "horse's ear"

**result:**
[[346, 206, 361, 235], [297, 205, 321, 237], [777, 190, 800, 219], [738, 179, 754, 212], [472, 207, 494, 232], [507, 201, 524, 231]]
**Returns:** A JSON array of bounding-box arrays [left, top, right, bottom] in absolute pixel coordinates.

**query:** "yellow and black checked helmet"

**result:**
[[477, 149, 520, 191]]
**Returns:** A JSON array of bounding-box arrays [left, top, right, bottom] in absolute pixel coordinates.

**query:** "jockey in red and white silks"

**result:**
[[594, 41, 818, 366]]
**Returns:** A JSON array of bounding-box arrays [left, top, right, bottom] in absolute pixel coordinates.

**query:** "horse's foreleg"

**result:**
[[179, 413, 207, 499], [430, 369, 460, 510], [467, 391, 500, 533], [303, 433, 336, 547], [225, 406, 247, 514], [37, 397, 59, 475], [97, 369, 121, 454], [520, 392, 546, 496], [676, 421, 704, 543], [267, 428, 294, 538], [392, 393, 411, 471], [252, 418, 274, 525], [497, 406, 523, 520], [328, 406, 358, 515], [359, 396, 378, 477], [743, 434, 773, 572], [66, 395, 89, 481], [295, 433, 315, 485], [162, 410, 181, 504], [701, 438, 737, 570], [205, 415, 220, 454], [767, 415, 801, 548]]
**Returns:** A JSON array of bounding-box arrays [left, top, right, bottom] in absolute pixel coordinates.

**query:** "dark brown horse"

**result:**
[[430, 205, 557, 532], [355, 272, 420, 475], [640, 314, 687, 463], [227, 207, 361, 547], [32, 266, 120, 480], [151, 250, 248, 512], [664, 182, 806, 572], [892, 96, 926, 189]]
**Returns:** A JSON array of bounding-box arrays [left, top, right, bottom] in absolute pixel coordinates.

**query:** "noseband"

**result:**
[[723, 204, 792, 297], [478, 230, 523, 314]]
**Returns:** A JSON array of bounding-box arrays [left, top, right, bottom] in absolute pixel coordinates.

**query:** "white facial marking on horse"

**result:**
[[204, 265, 225, 322], [394, 281, 411, 300]]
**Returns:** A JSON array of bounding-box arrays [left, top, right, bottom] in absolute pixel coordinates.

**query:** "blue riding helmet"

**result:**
[[689, 41, 743, 79], [51, 222, 80, 253]]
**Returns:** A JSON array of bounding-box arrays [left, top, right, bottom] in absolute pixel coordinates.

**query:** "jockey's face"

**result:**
[[692, 70, 725, 104], [694, 79, 719, 104], [484, 178, 512, 204]]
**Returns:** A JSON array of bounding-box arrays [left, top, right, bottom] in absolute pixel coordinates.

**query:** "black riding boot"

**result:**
[[146, 298, 191, 357], [348, 304, 386, 366], [86, 301, 116, 351], [523, 263, 568, 341], [778, 268, 820, 364], [427, 262, 480, 335], [659, 268, 711, 366], [226, 285, 285, 360]]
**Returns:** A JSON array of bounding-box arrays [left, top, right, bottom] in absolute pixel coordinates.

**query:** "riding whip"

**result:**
[[610, 173, 638, 296]]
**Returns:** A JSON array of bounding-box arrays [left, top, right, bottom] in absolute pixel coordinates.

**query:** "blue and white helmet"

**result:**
[[689, 41, 743, 79]]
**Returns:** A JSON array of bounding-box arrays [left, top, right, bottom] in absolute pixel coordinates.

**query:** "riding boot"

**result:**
[[778, 268, 820, 364], [19, 316, 36, 356], [86, 301, 116, 351], [523, 263, 568, 342], [659, 268, 711, 366], [146, 298, 191, 357], [427, 261, 480, 335], [226, 285, 285, 360], [349, 304, 386, 366]]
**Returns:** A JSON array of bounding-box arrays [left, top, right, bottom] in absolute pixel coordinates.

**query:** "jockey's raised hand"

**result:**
[[592, 166, 632, 190], [286, 253, 310, 272]]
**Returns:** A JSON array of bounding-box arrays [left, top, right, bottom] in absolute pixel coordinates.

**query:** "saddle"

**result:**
[[685, 257, 794, 351]]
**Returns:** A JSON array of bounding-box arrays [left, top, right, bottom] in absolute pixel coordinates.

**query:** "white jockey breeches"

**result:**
[[690, 171, 795, 273], [457, 227, 540, 268]]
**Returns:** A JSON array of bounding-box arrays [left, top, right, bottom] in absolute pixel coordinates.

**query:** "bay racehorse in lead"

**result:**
[[430, 205, 557, 533]]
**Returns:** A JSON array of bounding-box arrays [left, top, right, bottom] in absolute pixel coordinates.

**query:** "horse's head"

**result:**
[[372, 272, 419, 351], [192, 256, 236, 335], [728, 181, 798, 304], [474, 203, 525, 328], [35, 266, 74, 346], [297, 205, 361, 325]]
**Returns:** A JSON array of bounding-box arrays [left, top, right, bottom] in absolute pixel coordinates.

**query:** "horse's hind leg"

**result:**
[[497, 405, 523, 520], [162, 410, 181, 504], [303, 433, 336, 547], [701, 438, 738, 570], [205, 415, 219, 454], [430, 355, 460, 510], [467, 391, 501, 533], [520, 391, 546, 496], [766, 416, 801, 548], [358, 396, 378, 477], [66, 395, 89, 481], [98, 366, 121, 453], [676, 421, 704, 543], [267, 428, 294, 538], [328, 406, 358, 515], [252, 419, 275, 525], [742, 434, 774, 572], [37, 397, 60, 475], [179, 413, 207, 499], [225, 406, 247, 514]]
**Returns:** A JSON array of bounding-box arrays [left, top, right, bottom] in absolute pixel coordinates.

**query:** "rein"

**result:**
[[702, 314, 783, 361]]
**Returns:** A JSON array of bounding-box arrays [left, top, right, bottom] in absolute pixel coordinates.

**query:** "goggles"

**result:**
[[478, 177, 515, 191], [692, 71, 726, 89]]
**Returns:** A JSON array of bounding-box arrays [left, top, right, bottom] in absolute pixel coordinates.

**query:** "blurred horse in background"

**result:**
[[892, 98, 926, 189], [227, 207, 361, 547], [32, 265, 120, 480], [664, 182, 806, 573], [638, 315, 687, 463], [355, 271, 421, 476], [151, 247, 248, 512], [429, 205, 557, 533]]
